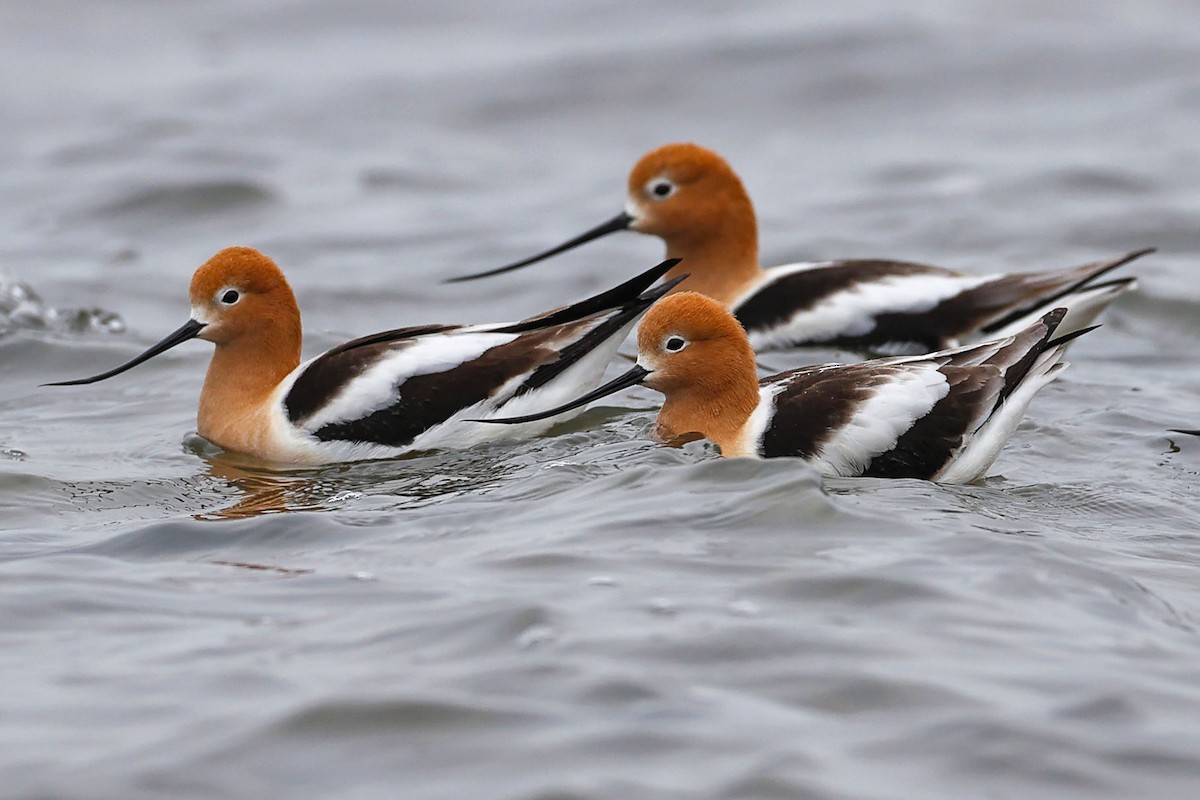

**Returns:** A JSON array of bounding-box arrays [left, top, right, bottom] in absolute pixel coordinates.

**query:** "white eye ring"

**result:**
[[645, 177, 676, 201], [217, 288, 241, 305], [664, 335, 687, 353]]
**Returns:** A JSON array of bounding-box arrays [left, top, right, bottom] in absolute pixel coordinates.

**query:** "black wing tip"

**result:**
[[1079, 276, 1137, 292], [597, 260, 684, 311], [1044, 323, 1100, 349], [1080, 246, 1155, 278], [1090, 246, 1156, 272], [638, 257, 682, 286], [491, 258, 683, 335], [1043, 306, 1068, 322], [981, 247, 1155, 336], [468, 414, 539, 425], [1083, 246, 1156, 279], [1035, 305, 1097, 347], [1169, 428, 1200, 436], [613, 257, 683, 302], [1036, 306, 1069, 331], [643, 270, 687, 300]]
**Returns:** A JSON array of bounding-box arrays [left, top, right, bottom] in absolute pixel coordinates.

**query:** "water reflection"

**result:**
[[197, 458, 326, 520], [194, 436, 524, 520], [47, 434, 538, 523]]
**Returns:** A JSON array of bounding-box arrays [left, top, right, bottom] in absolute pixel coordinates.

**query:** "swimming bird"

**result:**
[[448, 142, 1148, 355], [480, 291, 1089, 483], [46, 247, 682, 464]]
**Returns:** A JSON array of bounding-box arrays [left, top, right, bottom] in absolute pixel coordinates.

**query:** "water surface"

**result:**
[[3, 2, 1200, 798]]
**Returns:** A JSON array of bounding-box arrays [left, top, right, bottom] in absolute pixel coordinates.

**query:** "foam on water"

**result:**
[[0, 274, 124, 337]]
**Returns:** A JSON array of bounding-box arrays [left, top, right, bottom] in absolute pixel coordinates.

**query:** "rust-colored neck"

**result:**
[[659, 201, 762, 306], [654, 367, 760, 457], [197, 320, 301, 456]]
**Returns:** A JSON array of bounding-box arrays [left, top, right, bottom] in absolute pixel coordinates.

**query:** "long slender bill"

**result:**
[[445, 211, 634, 283], [44, 319, 207, 386], [475, 365, 650, 425]]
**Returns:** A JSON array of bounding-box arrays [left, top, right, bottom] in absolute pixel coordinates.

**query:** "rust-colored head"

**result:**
[[625, 143, 757, 245], [633, 291, 762, 452], [44, 246, 304, 390], [475, 290, 760, 453], [445, 142, 761, 301], [635, 290, 756, 395], [187, 247, 300, 348]]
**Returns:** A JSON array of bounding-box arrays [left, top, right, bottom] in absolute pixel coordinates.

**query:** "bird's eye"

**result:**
[[219, 289, 240, 305], [664, 335, 687, 353], [646, 178, 676, 200]]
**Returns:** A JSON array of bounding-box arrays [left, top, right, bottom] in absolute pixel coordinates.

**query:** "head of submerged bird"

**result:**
[[633, 290, 757, 395]]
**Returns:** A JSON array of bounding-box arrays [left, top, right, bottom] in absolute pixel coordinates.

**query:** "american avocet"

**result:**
[[481, 291, 1089, 483], [47, 247, 682, 464], [449, 142, 1149, 355]]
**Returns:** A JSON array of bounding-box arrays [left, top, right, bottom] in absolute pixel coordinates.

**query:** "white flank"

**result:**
[[810, 365, 950, 477], [300, 331, 520, 432], [737, 384, 784, 457], [261, 311, 646, 462], [261, 374, 368, 463], [739, 263, 993, 351]]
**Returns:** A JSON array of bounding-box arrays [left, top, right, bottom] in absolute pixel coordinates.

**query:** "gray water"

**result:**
[[3, 2, 1200, 798]]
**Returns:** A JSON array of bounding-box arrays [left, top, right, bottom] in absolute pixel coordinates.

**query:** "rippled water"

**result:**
[[4, 2, 1200, 798]]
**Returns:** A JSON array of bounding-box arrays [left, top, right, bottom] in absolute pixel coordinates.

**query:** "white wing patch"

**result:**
[[810, 365, 950, 477], [732, 383, 784, 457], [300, 331, 519, 432], [741, 264, 995, 351], [728, 260, 832, 309]]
